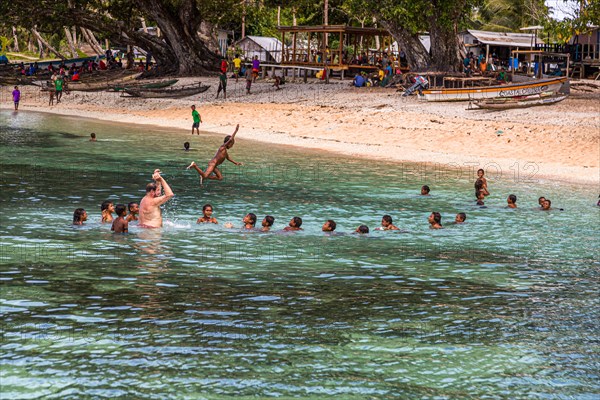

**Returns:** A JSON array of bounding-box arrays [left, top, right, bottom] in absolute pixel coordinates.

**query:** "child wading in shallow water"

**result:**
[[428, 212, 443, 229], [101, 200, 115, 223], [243, 213, 257, 230], [73, 208, 87, 225], [127, 202, 139, 222], [111, 204, 129, 233], [476, 169, 490, 196], [261, 215, 275, 231], [197, 204, 218, 224], [283, 217, 303, 231]]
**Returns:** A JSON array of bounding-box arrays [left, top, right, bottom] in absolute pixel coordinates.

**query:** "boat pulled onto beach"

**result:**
[[123, 82, 210, 98], [471, 92, 568, 110], [421, 76, 568, 102]]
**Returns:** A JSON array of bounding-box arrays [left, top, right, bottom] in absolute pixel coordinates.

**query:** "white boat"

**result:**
[[422, 76, 568, 102], [472, 93, 568, 110]]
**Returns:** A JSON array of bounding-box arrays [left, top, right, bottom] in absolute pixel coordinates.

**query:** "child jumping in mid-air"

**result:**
[[186, 124, 242, 184]]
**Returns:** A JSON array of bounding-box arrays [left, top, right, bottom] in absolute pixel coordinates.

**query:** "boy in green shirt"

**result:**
[[191, 104, 202, 135], [54, 77, 64, 103]]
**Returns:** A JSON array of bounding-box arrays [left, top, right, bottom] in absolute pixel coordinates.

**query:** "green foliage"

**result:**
[[471, 0, 548, 32], [543, 0, 600, 44], [0, 36, 13, 52]]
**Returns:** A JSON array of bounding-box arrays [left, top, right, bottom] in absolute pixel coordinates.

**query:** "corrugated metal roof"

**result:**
[[467, 29, 544, 47], [245, 36, 284, 52]]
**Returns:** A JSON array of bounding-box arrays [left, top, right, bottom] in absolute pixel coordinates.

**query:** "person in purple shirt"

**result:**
[[252, 56, 260, 82], [12, 86, 21, 110]]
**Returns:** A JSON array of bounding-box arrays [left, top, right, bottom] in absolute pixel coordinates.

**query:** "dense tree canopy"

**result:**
[[2, 0, 598, 74]]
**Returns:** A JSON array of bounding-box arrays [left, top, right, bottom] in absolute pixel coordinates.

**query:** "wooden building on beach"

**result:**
[[277, 25, 397, 74]]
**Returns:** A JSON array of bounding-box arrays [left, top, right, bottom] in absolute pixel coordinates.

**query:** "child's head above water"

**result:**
[[115, 204, 127, 217]]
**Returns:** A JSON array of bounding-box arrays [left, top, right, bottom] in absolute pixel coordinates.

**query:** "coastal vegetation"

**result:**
[[1, 0, 598, 74]]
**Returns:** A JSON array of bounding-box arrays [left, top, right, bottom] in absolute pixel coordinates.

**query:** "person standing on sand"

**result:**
[[138, 169, 174, 228], [252, 55, 260, 82], [245, 67, 253, 94], [54, 76, 64, 103], [216, 71, 227, 99], [232, 54, 242, 82], [12, 86, 20, 110], [187, 124, 242, 183], [191, 105, 202, 135]]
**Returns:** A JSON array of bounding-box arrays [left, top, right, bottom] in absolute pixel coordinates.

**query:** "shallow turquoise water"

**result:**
[[0, 110, 598, 399]]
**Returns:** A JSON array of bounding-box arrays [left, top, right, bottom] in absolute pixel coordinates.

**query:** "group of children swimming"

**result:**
[[72, 201, 139, 233]]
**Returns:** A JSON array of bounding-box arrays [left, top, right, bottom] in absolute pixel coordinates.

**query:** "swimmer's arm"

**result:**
[[153, 177, 174, 206], [223, 124, 240, 147], [226, 153, 242, 166]]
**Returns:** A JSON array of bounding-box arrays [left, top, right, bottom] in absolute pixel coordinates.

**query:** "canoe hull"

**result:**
[[422, 77, 568, 102], [124, 84, 210, 98], [473, 93, 568, 110]]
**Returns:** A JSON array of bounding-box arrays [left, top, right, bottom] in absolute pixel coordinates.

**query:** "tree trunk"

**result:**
[[12, 26, 20, 52], [36, 36, 44, 58], [242, 2, 246, 39], [72, 26, 79, 49], [64, 27, 78, 58], [32, 28, 67, 59], [379, 20, 430, 71], [427, 7, 462, 72], [81, 28, 103, 55], [135, 0, 219, 75]]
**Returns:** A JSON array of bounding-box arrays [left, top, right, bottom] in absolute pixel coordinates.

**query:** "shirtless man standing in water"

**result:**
[[187, 124, 242, 184], [138, 169, 174, 228]]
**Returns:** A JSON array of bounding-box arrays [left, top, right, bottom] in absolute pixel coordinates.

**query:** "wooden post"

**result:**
[[304, 68, 307, 83], [281, 31, 286, 63], [277, 6, 281, 26], [339, 31, 343, 67], [293, 32, 297, 63]]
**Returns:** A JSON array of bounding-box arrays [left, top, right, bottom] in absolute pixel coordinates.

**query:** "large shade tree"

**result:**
[[1, 0, 244, 74], [345, 0, 481, 72]]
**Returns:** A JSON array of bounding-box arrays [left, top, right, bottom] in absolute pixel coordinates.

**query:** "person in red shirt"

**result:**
[[220, 58, 228, 74]]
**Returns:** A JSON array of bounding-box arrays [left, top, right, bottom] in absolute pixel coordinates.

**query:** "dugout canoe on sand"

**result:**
[[123, 82, 210, 98], [109, 79, 178, 92]]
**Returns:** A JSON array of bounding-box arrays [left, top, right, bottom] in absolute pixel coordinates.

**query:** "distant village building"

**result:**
[[460, 29, 543, 62], [234, 36, 285, 63], [569, 25, 599, 62]]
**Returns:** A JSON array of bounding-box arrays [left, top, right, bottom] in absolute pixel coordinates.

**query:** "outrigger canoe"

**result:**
[[421, 77, 568, 102], [472, 93, 568, 110]]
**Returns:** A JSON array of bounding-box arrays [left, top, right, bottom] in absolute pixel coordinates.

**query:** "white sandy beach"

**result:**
[[2, 76, 599, 185]]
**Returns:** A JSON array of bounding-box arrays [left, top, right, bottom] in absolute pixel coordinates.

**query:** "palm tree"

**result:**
[[472, 0, 549, 32]]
